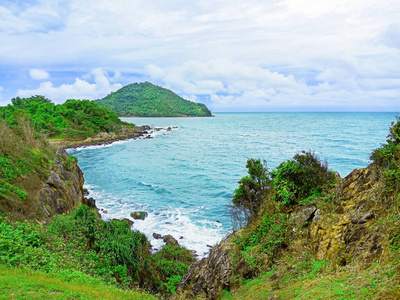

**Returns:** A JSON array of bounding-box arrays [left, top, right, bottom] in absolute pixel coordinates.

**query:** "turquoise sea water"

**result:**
[[67, 112, 398, 256]]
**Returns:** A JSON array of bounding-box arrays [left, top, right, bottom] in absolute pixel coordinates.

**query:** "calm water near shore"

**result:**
[[67, 112, 398, 256]]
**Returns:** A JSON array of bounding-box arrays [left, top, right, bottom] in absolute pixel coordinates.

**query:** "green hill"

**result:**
[[96, 82, 212, 117]]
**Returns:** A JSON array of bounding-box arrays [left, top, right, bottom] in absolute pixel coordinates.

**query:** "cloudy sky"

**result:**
[[1, 0, 400, 111]]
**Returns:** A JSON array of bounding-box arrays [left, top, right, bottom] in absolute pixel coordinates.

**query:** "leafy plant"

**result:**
[[149, 244, 195, 296], [231, 159, 270, 228], [271, 151, 336, 205], [371, 116, 400, 194]]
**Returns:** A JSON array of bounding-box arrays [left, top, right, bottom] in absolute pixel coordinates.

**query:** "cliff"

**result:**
[[174, 163, 400, 299], [38, 148, 85, 218]]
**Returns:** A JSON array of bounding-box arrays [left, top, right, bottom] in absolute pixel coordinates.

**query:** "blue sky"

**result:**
[[1, 0, 400, 112]]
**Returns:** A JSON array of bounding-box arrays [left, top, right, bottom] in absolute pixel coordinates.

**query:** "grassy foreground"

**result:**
[[0, 264, 155, 300]]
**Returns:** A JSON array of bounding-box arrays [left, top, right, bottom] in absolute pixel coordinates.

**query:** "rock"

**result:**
[[167, 127, 172, 131], [290, 205, 317, 227], [179, 236, 184, 239], [174, 232, 238, 300], [83, 197, 96, 209], [153, 233, 162, 239], [130, 211, 148, 220], [313, 209, 321, 224], [207, 244, 213, 248], [163, 235, 180, 247], [83, 188, 89, 196], [39, 149, 85, 218], [351, 211, 374, 224]]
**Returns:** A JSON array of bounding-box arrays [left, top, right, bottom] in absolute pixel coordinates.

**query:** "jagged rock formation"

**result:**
[[174, 232, 237, 300], [39, 148, 85, 218], [174, 165, 389, 299], [310, 166, 384, 266]]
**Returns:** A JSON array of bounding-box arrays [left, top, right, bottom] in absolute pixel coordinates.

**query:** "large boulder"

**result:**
[[163, 235, 180, 247], [289, 205, 317, 227], [130, 211, 148, 220]]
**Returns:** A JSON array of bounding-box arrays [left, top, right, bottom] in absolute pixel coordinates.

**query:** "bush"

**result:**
[[370, 116, 400, 194], [149, 244, 195, 295], [231, 159, 270, 228], [271, 151, 335, 205], [232, 213, 288, 271]]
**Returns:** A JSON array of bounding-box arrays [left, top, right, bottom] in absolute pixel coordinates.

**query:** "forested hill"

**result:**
[[96, 82, 212, 117]]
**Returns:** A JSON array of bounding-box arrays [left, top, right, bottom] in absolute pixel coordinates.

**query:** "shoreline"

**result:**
[[50, 125, 155, 149]]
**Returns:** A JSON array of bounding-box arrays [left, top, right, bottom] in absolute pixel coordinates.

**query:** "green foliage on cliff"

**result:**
[[0, 205, 195, 298], [231, 159, 270, 228], [0, 95, 132, 140], [271, 150, 337, 205], [0, 117, 56, 219], [231, 151, 336, 228], [150, 245, 196, 295], [0, 206, 148, 287], [0, 207, 157, 299], [96, 82, 212, 117], [371, 115, 400, 194]]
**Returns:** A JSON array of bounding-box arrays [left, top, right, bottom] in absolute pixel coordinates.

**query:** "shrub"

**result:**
[[271, 151, 335, 205], [149, 244, 195, 296], [231, 159, 270, 228], [232, 213, 288, 271], [370, 116, 400, 194]]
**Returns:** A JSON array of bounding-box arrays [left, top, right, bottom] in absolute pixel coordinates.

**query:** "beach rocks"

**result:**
[[163, 235, 180, 247], [153, 233, 162, 239], [130, 211, 148, 220], [83, 197, 96, 209]]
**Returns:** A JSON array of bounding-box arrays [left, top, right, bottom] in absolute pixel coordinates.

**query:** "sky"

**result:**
[[0, 0, 400, 112]]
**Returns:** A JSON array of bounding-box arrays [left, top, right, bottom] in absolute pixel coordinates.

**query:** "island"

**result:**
[[95, 82, 212, 117]]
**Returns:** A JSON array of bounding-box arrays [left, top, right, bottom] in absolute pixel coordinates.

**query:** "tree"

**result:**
[[271, 151, 334, 204], [231, 158, 270, 228]]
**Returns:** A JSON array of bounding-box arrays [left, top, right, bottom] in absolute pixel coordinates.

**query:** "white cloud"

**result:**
[[29, 69, 50, 80], [1, 1, 400, 110], [17, 68, 122, 103]]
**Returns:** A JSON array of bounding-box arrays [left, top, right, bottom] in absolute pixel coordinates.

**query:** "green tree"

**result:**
[[231, 159, 270, 228], [271, 151, 334, 205]]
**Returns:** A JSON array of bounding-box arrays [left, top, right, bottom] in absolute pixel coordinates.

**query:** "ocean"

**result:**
[[67, 112, 397, 256]]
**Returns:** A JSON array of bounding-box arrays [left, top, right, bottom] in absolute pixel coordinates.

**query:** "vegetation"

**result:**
[[231, 151, 336, 228], [150, 245, 196, 295], [270, 150, 337, 205], [221, 117, 400, 299], [370, 115, 400, 194], [0, 204, 195, 298], [0, 95, 133, 140], [0, 116, 57, 220], [231, 159, 270, 228], [0, 264, 156, 300], [96, 82, 212, 117], [0, 112, 194, 299]]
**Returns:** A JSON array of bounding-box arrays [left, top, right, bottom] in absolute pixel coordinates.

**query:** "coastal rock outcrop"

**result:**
[[174, 165, 388, 299], [131, 211, 148, 220], [39, 149, 85, 218], [174, 232, 237, 300]]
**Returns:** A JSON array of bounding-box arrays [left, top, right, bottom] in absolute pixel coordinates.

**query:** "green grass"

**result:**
[[222, 261, 400, 300], [0, 264, 156, 300]]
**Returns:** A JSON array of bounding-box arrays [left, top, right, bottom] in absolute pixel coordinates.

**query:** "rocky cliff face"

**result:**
[[175, 165, 390, 299], [310, 165, 384, 267], [39, 148, 85, 218]]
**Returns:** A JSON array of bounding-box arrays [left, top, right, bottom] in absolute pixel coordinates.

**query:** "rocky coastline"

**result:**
[[52, 125, 177, 149]]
